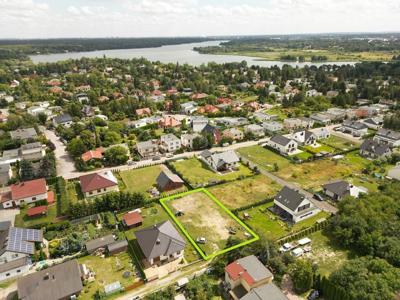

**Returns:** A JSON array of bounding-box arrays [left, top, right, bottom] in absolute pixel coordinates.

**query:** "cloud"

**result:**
[[0, 0, 49, 23]]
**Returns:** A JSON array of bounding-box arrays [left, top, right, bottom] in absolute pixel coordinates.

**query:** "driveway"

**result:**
[[44, 129, 76, 178], [0, 208, 19, 226]]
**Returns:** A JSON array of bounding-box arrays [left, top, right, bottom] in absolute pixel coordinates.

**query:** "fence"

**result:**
[[276, 218, 329, 245]]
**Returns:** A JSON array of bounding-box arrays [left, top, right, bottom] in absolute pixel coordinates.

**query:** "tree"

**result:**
[[104, 146, 128, 166], [290, 259, 314, 293], [20, 159, 35, 180], [102, 130, 121, 147], [37, 112, 47, 125], [192, 135, 209, 150], [39, 153, 56, 178], [67, 138, 87, 157]]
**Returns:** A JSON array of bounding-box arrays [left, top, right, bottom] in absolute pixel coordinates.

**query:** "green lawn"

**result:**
[[265, 107, 290, 120], [237, 145, 291, 172], [14, 204, 57, 228], [78, 252, 138, 300], [117, 204, 199, 263], [303, 144, 335, 154], [320, 135, 358, 151], [171, 157, 253, 186], [66, 181, 84, 204], [293, 151, 313, 161], [241, 202, 330, 240], [207, 175, 282, 210]]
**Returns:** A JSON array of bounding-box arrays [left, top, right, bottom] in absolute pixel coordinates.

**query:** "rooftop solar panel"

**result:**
[[4, 227, 42, 255]]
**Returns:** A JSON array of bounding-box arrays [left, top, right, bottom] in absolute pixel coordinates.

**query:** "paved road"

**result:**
[[240, 156, 338, 214], [44, 129, 76, 178]]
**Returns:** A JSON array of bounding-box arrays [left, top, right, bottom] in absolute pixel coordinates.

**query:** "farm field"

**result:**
[[78, 252, 138, 300], [237, 145, 291, 172], [161, 190, 257, 258], [240, 202, 330, 240], [14, 204, 57, 228], [171, 157, 253, 186], [207, 175, 282, 209]]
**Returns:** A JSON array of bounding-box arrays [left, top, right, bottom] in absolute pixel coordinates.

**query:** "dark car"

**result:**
[[313, 193, 324, 201], [308, 290, 319, 300]]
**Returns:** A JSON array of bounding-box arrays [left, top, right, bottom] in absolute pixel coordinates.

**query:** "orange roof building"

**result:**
[[81, 148, 104, 162]]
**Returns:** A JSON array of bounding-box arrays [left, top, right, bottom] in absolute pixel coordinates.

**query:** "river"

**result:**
[[30, 41, 356, 67]]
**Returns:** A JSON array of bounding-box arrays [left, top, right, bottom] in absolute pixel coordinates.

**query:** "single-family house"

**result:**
[[85, 234, 115, 254], [0, 164, 12, 185], [273, 186, 320, 223], [323, 180, 368, 201], [122, 211, 143, 228], [180, 133, 200, 149], [181, 102, 197, 114], [156, 170, 184, 192], [326, 108, 347, 121], [160, 134, 181, 153], [158, 116, 181, 129], [244, 124, 265, 138], [9, 128, 38, 141], [20, 142, 45, 161], [291, 130, 317, 146], [342, 120, 368, 136], [137, 140, 159, 158], [373, 128, 400, 147], [310, 127, 330, 140], [135, 221, 185, 270], [191, 116, 209, 132], [79, 171, 119, 198], [200, 150, 239, 172], [0, 221, 43, 282], [81, 105, 95, 117], [53, 113, 73, 127], [267, 135, 298, 155], [360, 139, 391, 159], [283, 118, 312, 131], [1, 178, 48, 208], [81, 147, 104, 163], [310, 113, 331, 125], [362, 118, 383, 130], [201, 124, 222, 144], [223, 128, 244, 141], [27, 106, 51, 117], [136, 108, 152, 117], [262, 121, 283, 133]]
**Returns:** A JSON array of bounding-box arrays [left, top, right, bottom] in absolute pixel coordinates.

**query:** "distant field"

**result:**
[[171, 157, 253, 187], [207, 175, 282, 209], [237, 145, 291, 172]]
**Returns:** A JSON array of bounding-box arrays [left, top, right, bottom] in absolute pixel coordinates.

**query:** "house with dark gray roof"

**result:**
[[200, 150, 239, 172], [52, 113, 73, 127], [156, 170, 184, 192], [17, 259, 83, 300], [267, 135, 298, 155], [360, 139, 391, 159], [241, 283, 288, 300], [342, 120, 368, 136], [273, 187, 320, 223], [85, 234, 115, 253], [135, 221, 185, 268], [9, 128, 38, 141], [291, 130, 317, 146], [374, 128, 400, 147], [323, 180, 368, 201]]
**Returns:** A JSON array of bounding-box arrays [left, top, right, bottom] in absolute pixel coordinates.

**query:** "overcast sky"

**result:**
[[0, 0, 399, 39]]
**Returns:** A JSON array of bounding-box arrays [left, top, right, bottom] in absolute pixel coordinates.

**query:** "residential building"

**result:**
[[122, 211, 143, 228], [267, 135, 298, 155], [273, 186, 320, 223], [9, 128, 38, 141], [326, 108, 347, 121], [283, 118, 313, 131], [373, 128, 400, 147], [244, 124, 265, 138], [362, 117, 383, 130], [27, 106, 51, 117], [53, 113, 73, 127], [135, 221, 185, 272], [136, 107, 152, 117], [181, 101, 197, 114], [79, 171, 119, 198], [81, 147, 104, 163], [160, 134, 181, 153], [191, 116, 209, 132], [306, 89, 322, 97], [223, 128, 244, 141], [323, 180, 368, 201], [0, 164, 12, 185], [0, 221, 43, 281], [158, 116, 181, 129], [156, 170, 184, 192], [262, 121, 283, 133], [17, 259, 83, 300], [310, 127, 330, 140], [342, 120, 368, 136], [201, 124, 222, 144], [310, 113, 331, 125], [200, 150, 239, 172], [291, 130, 317, 146], [20, 142, 45, 161], [360, 139, 392, 159], [137, 140, 159, 158], [253, 112, 274, 122], [1, 178, 48, 208], [107, 240, 128, 255], [85, 234, 115, 253], [225, 255, 287, 300], [326, 90, 339, 98], [81, 105, 95, 117], [180, 133, 200, 149]]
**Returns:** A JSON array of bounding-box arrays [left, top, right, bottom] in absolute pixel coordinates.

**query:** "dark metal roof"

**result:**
[[376, 128, 400, 141], [53, 113, 72, 124], [85, 234, 115, 252], [156, 170, 184, 190], [270, 135, 292, 146], [241, 283, 288, 300], [274, 186, 306, 211], [323, 180, 350, 197], [107, 240, 128, 252], [360, 139, 391, 156]]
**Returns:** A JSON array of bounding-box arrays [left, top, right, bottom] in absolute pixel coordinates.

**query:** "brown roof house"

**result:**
[[79, 171, 119, 198], [135, 221, 186, 280], [1, 178, 48, 209], [122, 211, 143, 228], [17, 259, 83, 300], [156, 170, 184, 192]]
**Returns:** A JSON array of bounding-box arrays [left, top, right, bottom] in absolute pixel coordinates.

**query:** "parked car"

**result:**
[[152, 156, 161, 161], [313, 193, 324, 201]]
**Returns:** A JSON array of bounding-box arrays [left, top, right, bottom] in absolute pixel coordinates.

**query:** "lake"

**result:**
[[30, 41, 356, 67]]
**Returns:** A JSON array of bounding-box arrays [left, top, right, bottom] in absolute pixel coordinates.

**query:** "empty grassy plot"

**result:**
[[208, 175, 282, 210], [303, 144, 335, 154], [171, 157, 253, 187], [161, 189, 258, 260], [237, 145, 291, 172], [320, 135, 358, 151]]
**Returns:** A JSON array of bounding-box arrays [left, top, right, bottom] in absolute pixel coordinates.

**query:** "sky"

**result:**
[[0, 0, 399, 39]]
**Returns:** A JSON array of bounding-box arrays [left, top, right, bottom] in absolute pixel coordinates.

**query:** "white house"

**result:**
[[79, 171, 119, 198], [373, 128, 400, 147], [291, 130, 317, 146], [310, 127, 330, 140], [160, 134, 181, 153], [200, 150, 239, 172], [181, 133, 201, 149], [267, 135, 298, 155], [1, 178, 48, 208], [342, 120, 368, 136]]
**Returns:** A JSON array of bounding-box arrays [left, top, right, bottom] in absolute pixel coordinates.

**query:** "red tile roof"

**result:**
[[47, 191, 55, 204], [159, 116, 181, 128], [27, 205, 47, 217], [79, 172, 117, 193], [81, 148, 104, 162], [225, 261, 255, 286], [136, 108, 151, 116], [11, 179, 47, 200], [0, 191, 12, 203], [122, 212, 143, 227]]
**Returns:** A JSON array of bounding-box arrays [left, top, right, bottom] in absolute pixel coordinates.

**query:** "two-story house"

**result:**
[[244, 124, 265, 138], [322, 180, 368, 201], [373, 128, 400, 147], [200, 150, 240, 172], [223, 128, 244, 141], [136, 140, 159, 158], [180, 133, 201, 149], [291, 130, 317, 146], [79, 171, 119, 198], [267, 135, 298, 155], [360, 139, 392, 159], [160, 134, 182, 153], [53, 113, 73, 127], [342, 120, 368, 136], [20, 142, 45, 161]]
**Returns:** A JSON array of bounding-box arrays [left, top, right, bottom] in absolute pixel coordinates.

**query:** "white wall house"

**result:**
[[267, 135, 298, 155]]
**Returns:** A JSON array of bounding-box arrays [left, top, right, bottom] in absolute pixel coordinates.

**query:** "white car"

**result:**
[[279, 242, 294, 252]]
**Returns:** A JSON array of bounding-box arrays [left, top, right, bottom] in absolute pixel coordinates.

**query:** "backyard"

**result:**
[[207, 175, 282, 210], [66, 180, 84, 204], [320, 135, 358, 151], [14, 204, 58, 228], [237, 145, 291, 172], [162, 190, 257, 258], [171, 157, 253, 187]]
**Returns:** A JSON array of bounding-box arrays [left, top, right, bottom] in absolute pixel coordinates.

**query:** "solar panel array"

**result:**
[[6, 227, 43, 255]]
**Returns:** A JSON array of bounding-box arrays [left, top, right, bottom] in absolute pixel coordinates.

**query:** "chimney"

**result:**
[[156, 238, 161, 244]]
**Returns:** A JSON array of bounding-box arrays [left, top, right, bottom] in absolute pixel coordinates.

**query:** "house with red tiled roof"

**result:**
[[1, 178, 48, 208], [27, 205, 47, 218], [81, 148, 104, 163], [136, 108, 152, 117], [158, 116, 181, 129], [199, 104, 219, 114], [191, 93, 208, 100], [79, 171, 119, 198]]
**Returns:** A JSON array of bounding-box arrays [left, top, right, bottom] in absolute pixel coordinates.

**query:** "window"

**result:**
[[97, 189, 101, 193], [89, 191, 93, 195], [103, 188, 106, 191], [17, 270, 21, 273], [32, 197, 36, 201], [298, 203, 311, 212], [6, 273, 10, 277]]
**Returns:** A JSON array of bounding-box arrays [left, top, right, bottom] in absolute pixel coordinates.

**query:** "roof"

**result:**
[[304, 130, 316, 141], [85, 234, 115, 252], [11, 178, 47, 200], [376, 128, 400, 141], [0, 221, 43, 255], [135, 220, 186, 260], [210, 151, 239, 168], [225, 255, 273, 286], [270, 135, 293, 146], [0, 256, 28, 273], [275, 186, 307, 212], [17, 259, 83, 300], [79, 171, 118, 193], [343, 120, 368, 130], [122, 211, 143, 227], [323, 180, 350, 197], [199, 150, 212, 159], [160, 133, 180, 143], [107, 240, 128, 252], [20, 142, 42, 151], [53, 113, 72, 125], [241, 283, 288, 300], [137, 140, 158, 151], [0, 163, 11, 174], [81, 148, 104, 162], [27, 205, 47, 217], [9, 128, 38, 140], [47, 191, 55, 204], [360, 139, 391, 156], [156, 170, 184, 190]]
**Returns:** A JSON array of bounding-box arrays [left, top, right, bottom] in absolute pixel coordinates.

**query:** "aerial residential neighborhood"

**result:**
[[1, 1, 400, 300]]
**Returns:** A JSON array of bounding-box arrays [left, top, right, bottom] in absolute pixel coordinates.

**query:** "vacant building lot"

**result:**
[[208, 175, 282, 210], [320, 135, 358, 151], [161, 189, 257, 259], [171, 157, 253, 187], [237, 145, 291, 172]]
